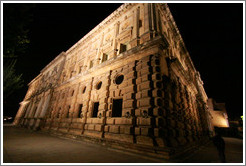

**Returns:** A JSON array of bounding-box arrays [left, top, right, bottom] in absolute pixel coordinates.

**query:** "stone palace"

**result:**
[[14, 3, 212, 159]]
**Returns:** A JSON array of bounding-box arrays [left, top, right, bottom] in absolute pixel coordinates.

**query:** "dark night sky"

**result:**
[[3, 3, 243, 120]]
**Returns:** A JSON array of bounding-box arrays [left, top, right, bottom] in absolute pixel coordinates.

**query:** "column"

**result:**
[[112, 22, 119, 57], [34, 97, 44, 118], [40, 93, 51, 118], [144, 3, 150, 33]]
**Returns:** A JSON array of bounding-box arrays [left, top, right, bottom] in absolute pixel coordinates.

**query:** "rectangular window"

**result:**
[[101, 53, 108, 63], [79, 66, 83, 73], [32, 107, 38, 117], [67, 105, 70, 118], [112, 99, 123, 117], [139, 20, 142, 28], [78, 104, 83, 118], [92, 102, 99, 118], [71, 90, 74, 96], [119, 44, 127, 54], [57, 107, 61, 118], [89, 60, 93, 69], [70, 71, 73, 78]]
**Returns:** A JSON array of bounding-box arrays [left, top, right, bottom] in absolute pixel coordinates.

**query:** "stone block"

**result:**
[[122, 109, 134, 117], [124, 85, 135, 94], [155, 138, 168, 148], [151, 58, 160, 65], [137, 81, 152, 91], [154, 97, 163, 107], [153, 107, 163, 116], [155, 117, 166, 127], [108, 97, 112, 103], [100, 91, 109, 97], [137, 117, 153, 126], [87, 124, 95, 131], [139, 67, 151, 76], [123, 100, 134, 109], [140, 55, 151, 62], [106, 118, 115, 125], [154, 128, 160, 137], [82, 106, 88, 112], [114, 89, 121, 97], [136, 136, 154, 146], [91, 118, 105, 124], [106, 110, 112, 117], [152, 66, 160, 73], [136, 74, 150, 84], [136, 64, 142, 71], [115, 117, 134, 125], [58, 127, 69, 133], [135, 127, 141, 135], [99, 97, 107, 104], [136, 92, 141, 99], [141, 89, 151, 98], [140, 33, 151, 44], [83, 130, 103, 138], [109, 125, 120, 133], [121, 126, 134, 135], [153, 81, 162, 89], [130, 39, 138, 48], [152, 89, 162, 97], [69, 129, 82, 135], [138, 97, 152, 107], [152, 73, 161, 81], [104, 133, 134, 143], [104, 125, 109, 132], [126, 79, 135, 86], [135, 109, 141, 116], [109, 91, 114, 97], [99, 103, 107, 110], [140, 127, 152, 136], [125, 71, 136, 80], [119, 81, 128, 89], [123, 93, 134, 100], [94, 124, 103, 132]]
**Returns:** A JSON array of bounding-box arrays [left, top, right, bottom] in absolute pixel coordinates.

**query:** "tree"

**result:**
[[3, 4, 35, 104], [3, 60, 24, 100]]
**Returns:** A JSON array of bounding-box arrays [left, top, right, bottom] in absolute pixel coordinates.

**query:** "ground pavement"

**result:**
[[3, 125, 244, 163]]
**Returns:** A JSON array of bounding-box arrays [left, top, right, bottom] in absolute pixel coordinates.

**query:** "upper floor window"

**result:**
[[71, 90, 74, 96], [119, 44, 127, 54], [70, 71, 73, 78], [79, 66, 83, 73], [101, 53, 108, 63], [89, 60, 94, 69], [139, 20, 142, 28]]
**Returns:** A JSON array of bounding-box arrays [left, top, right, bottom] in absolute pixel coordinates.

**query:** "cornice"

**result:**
[[28, 73, 42, 86], [161, 4, 197, 73], [65, 3, 137, 54], [40, 52, 66, 73]]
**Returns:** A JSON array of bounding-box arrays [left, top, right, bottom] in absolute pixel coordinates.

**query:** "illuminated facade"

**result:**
[[14, 3, 211, 158], [207, 98, 229, 129]]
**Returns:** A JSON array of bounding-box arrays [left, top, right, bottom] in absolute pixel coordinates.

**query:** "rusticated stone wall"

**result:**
[[14, 3, 211, 158]]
